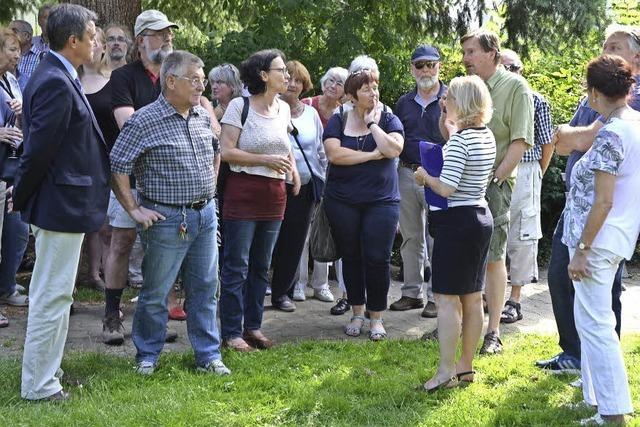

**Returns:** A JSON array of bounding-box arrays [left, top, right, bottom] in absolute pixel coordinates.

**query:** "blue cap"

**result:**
[[411, 45, 440, 62]]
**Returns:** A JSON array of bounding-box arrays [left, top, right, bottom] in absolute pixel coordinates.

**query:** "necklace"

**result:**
[[604, 105, 627, 122], [291, 101, 304, 118], [356, 134, 367, 151]]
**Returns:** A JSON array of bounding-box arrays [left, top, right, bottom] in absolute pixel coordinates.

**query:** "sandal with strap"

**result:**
[[500, 300, 523, 324], [0, 312, 8, 328], [456, 370, 476, 387], [368, 318, 387, 341], [344, 315, 366, 337]]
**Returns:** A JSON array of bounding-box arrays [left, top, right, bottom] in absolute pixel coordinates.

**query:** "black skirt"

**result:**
[[430, 205, 493, 295]]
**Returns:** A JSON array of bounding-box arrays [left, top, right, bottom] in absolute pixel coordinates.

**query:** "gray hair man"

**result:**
[[499, 49, 554, 324], [110, 50, 229, 376], [390, 44, 447, 318], [10, 4, 52, 89]]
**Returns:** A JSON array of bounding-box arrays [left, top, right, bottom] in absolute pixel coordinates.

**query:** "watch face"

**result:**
[[579, 243, 586, 250]]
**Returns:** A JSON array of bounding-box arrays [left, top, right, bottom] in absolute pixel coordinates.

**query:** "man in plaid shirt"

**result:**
[[15, 4, 52, 90], [500, 49, 554, 324], [110, 50, 228, 376]]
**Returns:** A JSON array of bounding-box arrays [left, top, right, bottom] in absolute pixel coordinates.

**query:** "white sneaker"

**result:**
[[136, 360, 155, 375], [313, 287, 334, 302], [570, 378, 583, 388], [197, 359, 231, 376], [292, 284, 306, 301]]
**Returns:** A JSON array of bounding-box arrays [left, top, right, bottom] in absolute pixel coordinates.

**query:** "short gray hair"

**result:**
[[47, 3, 97, 51], [348, 55, 379, 74], [320, 67, 348, 91], [160, 50, 204, 90], [501, 49, 523, 68], [9, 20, 33, 36], [208, 63, 243, 99], [605, 24, 640, 53]]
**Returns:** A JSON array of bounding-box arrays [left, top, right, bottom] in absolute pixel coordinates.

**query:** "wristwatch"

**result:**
[[578, 241, 591, 251], [366, 121, 376, 129]]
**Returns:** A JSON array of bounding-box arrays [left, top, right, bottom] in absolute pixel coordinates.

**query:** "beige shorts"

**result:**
[[106, 190, 137, 229]]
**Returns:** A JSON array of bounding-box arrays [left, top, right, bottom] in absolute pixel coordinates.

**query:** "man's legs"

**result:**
[[391, 166, 427, 310], [21, 226, 84, 399]]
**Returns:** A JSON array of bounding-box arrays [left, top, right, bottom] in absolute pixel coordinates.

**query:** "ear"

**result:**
[[259, 69, 269, 83]]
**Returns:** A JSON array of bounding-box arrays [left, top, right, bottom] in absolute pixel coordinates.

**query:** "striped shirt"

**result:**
[[521, 91, 553, 163], [438, 127, 496, 208]]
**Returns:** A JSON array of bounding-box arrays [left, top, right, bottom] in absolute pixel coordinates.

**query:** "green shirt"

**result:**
[[485, 66, 534, 185]]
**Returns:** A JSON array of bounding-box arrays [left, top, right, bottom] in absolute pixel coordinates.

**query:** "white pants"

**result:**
[[21, 226, 84, 400], [570, 247, 633, 415]]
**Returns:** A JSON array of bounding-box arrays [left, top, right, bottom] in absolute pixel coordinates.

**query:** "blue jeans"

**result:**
[[323, 197, 399, 311], [0, 207, 30, 294], [133, 199, 221, 366], [548, 214, 622, 360], [219, 219, 281, 339]]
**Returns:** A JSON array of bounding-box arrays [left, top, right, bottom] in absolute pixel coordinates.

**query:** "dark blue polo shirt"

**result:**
[[394, 82, 447, 165]]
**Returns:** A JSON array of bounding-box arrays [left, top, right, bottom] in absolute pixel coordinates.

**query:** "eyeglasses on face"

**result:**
[[173, 75, 208, 89], [269, 67, 290, 76], [106, 36, 127, 43], [503, 64, 522, 72], [142, 29, 173, 39], [413, 60, 439, 70]]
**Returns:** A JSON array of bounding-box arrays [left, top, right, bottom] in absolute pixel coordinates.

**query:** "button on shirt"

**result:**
[[395, 83, 447, 165], [110, 94, 216, 205]]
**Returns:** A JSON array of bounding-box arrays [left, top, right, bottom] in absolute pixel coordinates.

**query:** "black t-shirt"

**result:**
[[111, 60, 161, 188], [86, 81, 119, 150], [111, 60, 161, 111]]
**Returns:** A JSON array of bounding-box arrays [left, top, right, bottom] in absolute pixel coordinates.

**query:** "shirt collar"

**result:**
[[157, 93, 202, 119], [412, 80, 447, 108], [32, 36, 48, 53], [49, 50, 78, 80], [485, 66, 507, 91]]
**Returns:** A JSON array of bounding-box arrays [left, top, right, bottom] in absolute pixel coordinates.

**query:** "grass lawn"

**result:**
[[1, 334, 639, 426]]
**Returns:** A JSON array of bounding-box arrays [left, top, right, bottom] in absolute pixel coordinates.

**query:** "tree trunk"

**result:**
[[69, 0, 142, 32]]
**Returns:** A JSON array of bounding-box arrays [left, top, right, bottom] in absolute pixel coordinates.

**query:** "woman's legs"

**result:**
[[457, 291, 484, 376], [425, 293, 461, 388]]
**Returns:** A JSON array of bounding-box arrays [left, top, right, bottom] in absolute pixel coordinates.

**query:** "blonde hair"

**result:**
[[447, 75, 493, 128]]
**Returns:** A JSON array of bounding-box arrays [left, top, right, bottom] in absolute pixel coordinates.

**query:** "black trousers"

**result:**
[[270, 183, 315, 302], [548, 215, 622, 360]]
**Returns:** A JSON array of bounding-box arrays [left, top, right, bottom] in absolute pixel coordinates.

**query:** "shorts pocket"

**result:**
[[519, 207, 541, 241]]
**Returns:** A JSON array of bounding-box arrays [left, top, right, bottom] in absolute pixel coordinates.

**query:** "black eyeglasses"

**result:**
[[503, 64, 522, 72], [269, 67, 289, 75], [106, 36, 127, 43], [413, 60, 438, 70]]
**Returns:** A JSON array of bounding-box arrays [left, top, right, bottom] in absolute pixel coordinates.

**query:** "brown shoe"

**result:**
[[389, 296, 424, 311], [421, 301, 438, 318], [242, 331, 275, 350], [223, 337, 256, 353]]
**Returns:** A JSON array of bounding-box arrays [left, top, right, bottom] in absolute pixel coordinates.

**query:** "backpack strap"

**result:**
[[241, 96, 249, 126]]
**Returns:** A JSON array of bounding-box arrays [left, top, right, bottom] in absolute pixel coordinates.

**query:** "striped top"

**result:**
[[437, 127, 496, 208]]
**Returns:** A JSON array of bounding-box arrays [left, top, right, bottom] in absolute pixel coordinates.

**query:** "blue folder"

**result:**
[[419, 140, 448, 210]]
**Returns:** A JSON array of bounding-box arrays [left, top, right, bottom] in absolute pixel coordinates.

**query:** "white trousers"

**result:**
[[21, 226, 84, 400], [296, 227, 345, 292], [570, 247, 633, 415]]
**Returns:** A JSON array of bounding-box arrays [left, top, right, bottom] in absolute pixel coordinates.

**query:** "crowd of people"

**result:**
[[1, 3, 639, 424]]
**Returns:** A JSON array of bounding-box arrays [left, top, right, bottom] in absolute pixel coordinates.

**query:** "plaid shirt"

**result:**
[[110, 94, 217, 205], [17, 36, 49, 85], [521, 91, 553, 163]]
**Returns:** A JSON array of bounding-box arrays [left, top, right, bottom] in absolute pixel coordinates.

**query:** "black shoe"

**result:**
[[389, 296, 424, 311], [421, 301, 438, 318], [500, 300, 523, 324], [272, 295, 296, 312], [479, 331, 503, 355], [102, 313, 125, 346], [330, 298, 350, 315]]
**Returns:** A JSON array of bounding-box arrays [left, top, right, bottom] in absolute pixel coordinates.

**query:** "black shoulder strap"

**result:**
[[241, 96, 249, 126], [339, 105, 348, 138], [290, 123, 314, 176]]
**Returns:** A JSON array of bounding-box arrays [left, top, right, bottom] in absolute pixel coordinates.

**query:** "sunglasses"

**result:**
[[413, 60, 439, 70], [503, 64, 522, 72]]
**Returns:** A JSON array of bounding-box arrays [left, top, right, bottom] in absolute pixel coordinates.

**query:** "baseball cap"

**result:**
[[411, 45, 440, 62], [134, 10, 178, 37]]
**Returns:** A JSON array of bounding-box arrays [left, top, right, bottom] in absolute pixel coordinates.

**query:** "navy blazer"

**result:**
[[13, 53, 110, 233]]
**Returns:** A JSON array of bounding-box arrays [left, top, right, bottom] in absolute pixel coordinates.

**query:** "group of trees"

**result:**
[[3, 0, 640, 257]]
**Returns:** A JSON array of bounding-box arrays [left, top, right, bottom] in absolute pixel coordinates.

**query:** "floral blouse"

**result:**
[[562, 128, 623, 249]]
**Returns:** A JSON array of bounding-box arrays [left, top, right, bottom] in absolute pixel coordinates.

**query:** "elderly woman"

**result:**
[[564, 55, 638, 425], [219, 49, 300, 351], [0, 28, 29, 327], [209, 63, 243, 122], [270, 60, 327, 311], [414, 75, 495, 392], [323, 69, 404, 341], [303, 66, 348, 128]]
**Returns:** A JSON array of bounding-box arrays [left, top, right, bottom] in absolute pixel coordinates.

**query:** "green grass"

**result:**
[[1, 334, 639, 426]]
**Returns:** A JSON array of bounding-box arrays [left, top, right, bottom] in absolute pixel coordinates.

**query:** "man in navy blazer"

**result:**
[[13, 3, 108, 402]]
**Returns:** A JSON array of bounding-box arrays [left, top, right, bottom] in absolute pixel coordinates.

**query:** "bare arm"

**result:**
[[494, 138, 527, 184], [414, 166, 457, 198], [323, 138, 384, 165], [200, 96, 221, 138], [567, 170, 615, 279], [554, 121, 602, 156], [540, 143, 554, 176], [114, 106, 135, 130], [219, 124, 291, 174], [111, 173, 165, 229]]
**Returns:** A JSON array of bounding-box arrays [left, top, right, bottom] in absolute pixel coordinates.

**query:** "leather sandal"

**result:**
[[456, 370, 476, 387], [421, 375, 459, 393], [500, 300, 523, 323], [344, 315, 365, 337], [223, 337, 256, 353]]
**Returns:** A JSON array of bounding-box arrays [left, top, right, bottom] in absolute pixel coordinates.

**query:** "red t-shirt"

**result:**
[[223, 172, 286, 221]]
